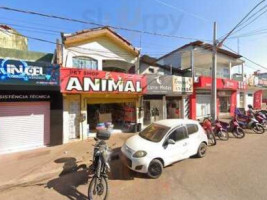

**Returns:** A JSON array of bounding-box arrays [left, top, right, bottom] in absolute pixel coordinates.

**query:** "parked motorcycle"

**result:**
[[88, 130, 111, 200], [201, 117, 216, 145], [255, 111, 267, 129], [220, 117, 245, 139], [213, 120, 229, 141], [258, 110, 267, 118], [237, 116, 265, 134]]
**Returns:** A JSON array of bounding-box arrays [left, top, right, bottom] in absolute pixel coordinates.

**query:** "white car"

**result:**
[[121, 119, 208, 178]]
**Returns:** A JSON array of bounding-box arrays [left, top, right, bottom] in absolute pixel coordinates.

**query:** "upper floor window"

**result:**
[[72, 56, 98, 70]]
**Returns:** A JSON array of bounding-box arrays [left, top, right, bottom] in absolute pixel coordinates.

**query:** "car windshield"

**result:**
[[139, 123, 170, 142]]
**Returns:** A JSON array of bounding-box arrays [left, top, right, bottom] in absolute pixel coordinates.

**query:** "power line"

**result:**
[[153, 0, 211, 23], [233, 4, 267, 31], [0, 21, 62, 34], [0, 21, 187, 51], [2, 8, 264, 72], [0, 14, 75, 32], [0, 6, 210, 42], [0, 25, 219, 69], [223, 44, 267, 71], [218, 0, 266, 45], [6, 27, 58, 36], [0, 24, 239, 61], [231, 27, 267, 37], [229, 31, 267, 39], [0, 28, 179, 57], [231, 5, 267, 36]]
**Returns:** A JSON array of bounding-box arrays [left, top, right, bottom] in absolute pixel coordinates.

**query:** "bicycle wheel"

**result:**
[[88, 176, 109, 200], [217, 130, 229, 141]]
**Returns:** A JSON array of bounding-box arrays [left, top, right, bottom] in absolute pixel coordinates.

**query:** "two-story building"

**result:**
[[58, 27, 145, 143], [157, 40, 245, 119], [140, 55, 193, 126], [0, 25, 62, 154]]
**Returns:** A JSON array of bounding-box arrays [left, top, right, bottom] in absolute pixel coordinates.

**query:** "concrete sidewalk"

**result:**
[[0, 133, 133, 191]]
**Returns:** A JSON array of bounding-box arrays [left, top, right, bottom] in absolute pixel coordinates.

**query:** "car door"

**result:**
[[162, 126, 190, 166], [186, 123, 200, 155]]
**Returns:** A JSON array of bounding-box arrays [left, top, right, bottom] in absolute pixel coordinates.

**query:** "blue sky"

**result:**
[[0, 0, 266, 74]]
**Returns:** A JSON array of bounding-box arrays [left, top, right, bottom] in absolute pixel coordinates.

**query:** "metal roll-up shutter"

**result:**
[[0, 102, 50, 154], [196, 95, 211, 119]]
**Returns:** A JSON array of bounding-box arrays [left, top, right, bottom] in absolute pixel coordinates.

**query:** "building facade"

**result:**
[[140, 55, 193, 126], [58, 27, 143, 143], [0, 25, 28, 51], [0, 26, 62, 154], [157, 41, 246, 120]]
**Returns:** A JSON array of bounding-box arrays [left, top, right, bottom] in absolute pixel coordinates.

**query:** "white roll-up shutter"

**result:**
[[196, 95, 211, 119], [0, 102, 50, 154], [246, 92, 254, 109]]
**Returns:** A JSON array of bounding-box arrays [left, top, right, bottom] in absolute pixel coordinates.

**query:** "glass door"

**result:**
[[219, 97, 230, 112]]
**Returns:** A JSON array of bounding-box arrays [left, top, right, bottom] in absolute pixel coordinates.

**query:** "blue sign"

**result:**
[[0, 58, 59, 86]]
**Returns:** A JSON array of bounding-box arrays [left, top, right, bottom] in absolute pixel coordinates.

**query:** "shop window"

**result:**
[[186, 124, 198, 135], [73, 56, 98, 70], [169, 127, 188, 142]]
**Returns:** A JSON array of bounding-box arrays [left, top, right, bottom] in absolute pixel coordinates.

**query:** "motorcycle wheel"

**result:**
[[263, 121, 267, 129], [88, 176, 109, 200], [233, 127, 245, 139], [252, 124, 265, 134], [208, 132, 217, 146], [217, 130, 229, 141]]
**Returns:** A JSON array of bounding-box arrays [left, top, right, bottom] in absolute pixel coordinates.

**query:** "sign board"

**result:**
[[254, 90, 262, 109], [221, 79, 237, 89], [173, 76, 182, 93], [196, 76, 238, 90], [237, 81, 247, 90], [0, 94, 51, 102], [144, 75, 192, 95], [258, 79, 267, 87], [173, 76, 193, 93], [60, 68, 146, 94], [184, 77, 193, 93], [146, 74, 172, 94], [0, 59, 59, 86]]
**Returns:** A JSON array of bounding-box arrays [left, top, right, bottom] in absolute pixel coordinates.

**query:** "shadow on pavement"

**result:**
[[46, 148, 149, 199], [46, 157, 90, 200], [46, 169, 89, 200], [54, 157, 87, 177], [108, 147, 148, 180]]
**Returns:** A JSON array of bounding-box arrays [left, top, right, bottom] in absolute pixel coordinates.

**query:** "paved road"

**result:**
[[1, 130, 267, 200]]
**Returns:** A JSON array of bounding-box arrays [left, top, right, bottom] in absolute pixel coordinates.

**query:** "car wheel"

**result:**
[[196, 142, 207, 158], [147, 159, 163, 179]]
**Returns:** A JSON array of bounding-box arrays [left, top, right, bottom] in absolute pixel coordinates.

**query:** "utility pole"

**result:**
[[237, 37, 241, 74], [211, 22, 217, 121]]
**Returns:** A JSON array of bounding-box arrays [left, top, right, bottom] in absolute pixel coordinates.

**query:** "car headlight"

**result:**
[[133, 150, 147, 158]]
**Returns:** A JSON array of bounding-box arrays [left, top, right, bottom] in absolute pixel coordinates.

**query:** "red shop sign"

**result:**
[[60, 68, 147, 94], [237, 81, 247, 90], [254, 90, 262, 109], [220, 79, 238, 89], [196, 76, 238, 90]]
